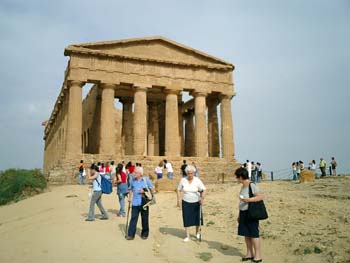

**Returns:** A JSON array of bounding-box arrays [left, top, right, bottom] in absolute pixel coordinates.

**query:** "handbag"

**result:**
[[142, 177, 156, 209], [247, 183, 268, 220]]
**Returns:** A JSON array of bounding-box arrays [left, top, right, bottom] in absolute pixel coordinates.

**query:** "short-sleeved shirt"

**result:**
[[92, 173, 102, 191], [155, 166, 163, 174], [239, 183, 259, 211], [166, 162, 173, 173], [177, 177, 206, 203], [129, 177, 153, 206]]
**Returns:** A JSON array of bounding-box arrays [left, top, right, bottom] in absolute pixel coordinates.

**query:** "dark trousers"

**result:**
[[127, 205, 149, 237]]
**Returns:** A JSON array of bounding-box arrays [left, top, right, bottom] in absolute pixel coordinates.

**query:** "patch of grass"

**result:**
[[198, 252, 213, 262], [0, 168, 47, 205], [303, 248, 312, 255], [206, 220, 215, 226], [314, 246, 322, 254]]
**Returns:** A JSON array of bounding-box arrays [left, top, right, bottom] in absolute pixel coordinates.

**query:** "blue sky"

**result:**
[[0, 0, 349, 174]]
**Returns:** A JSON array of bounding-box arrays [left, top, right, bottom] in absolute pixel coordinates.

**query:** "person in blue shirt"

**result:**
[[126, 166, 154, 240]]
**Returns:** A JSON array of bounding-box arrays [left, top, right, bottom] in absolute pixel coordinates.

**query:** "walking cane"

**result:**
[[125, 201, 131, 238], [198, 190, 203, 242], [198, 203, 202, 242]]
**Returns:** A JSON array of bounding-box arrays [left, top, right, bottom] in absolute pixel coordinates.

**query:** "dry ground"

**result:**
[[0, 176, 349, 263]]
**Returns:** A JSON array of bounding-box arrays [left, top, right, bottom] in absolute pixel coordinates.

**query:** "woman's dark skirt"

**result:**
[[182, 200, 202, 227], [238, 210, 259, 238]]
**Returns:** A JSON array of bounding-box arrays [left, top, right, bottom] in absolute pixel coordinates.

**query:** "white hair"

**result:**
[[134, 166, 143, 175], [185, 165, 195, 174]]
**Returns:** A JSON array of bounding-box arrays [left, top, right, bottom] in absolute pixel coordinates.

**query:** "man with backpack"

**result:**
[[85, 164, 109, 221]]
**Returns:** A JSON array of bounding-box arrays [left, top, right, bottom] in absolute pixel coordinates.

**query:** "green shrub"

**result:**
[[0, 169, 47, 205]]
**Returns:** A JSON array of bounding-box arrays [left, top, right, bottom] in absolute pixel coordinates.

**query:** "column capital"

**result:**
[[220, 93, 233, 100], [100, 82, 117, 89], [191, 91, 208, 97], [67, 80, 85, 87], [133, 84, 149, 91], [164, 89, 181, 95], [207, 96, 220, 105]]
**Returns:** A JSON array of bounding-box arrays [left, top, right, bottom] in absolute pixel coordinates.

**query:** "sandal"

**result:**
[[252, 259, 262, 263], [242, 257, 253, 261]]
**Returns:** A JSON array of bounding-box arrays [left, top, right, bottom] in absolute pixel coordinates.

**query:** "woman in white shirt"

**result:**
[[177, 165, 207, 242]]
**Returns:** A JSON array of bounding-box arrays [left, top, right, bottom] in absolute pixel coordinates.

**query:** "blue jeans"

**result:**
[[127, 205, 149, 238], [88, 191, 108, 220], [117, 183, 128, 216], [78, 172, 86, 185], [167, 172, 173, 179], [292, 171, 297, 180], [157, 173, 163, 179]]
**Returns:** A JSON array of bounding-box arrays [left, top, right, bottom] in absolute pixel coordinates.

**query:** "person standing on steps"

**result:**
[[164, 159, 174, 179]]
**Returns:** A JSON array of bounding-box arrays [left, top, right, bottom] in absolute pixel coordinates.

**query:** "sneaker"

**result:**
[[141, 236, 148, 240], [196, 233, 201, 240], [85, 218, 95, 222], [100, 217, 108, 220], [126, 236, 134, 240], [183, 237, 190, 242]]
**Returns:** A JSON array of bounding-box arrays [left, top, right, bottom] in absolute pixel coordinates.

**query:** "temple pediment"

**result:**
[[65, 36, 233, 70]]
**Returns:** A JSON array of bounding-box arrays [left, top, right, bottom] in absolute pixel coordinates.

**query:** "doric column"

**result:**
[[207, 97, 220, 157], [184, 110, 195, 156], [66, 80, 84, 156], [147, 102, 159, 156], [178, 101, 184, 156], [99, 83, 116, 155], [220, 94, 235, 159], [194, 92, 208, 157], [133, 85, 148, 156], [165, 89, 180, 156], [121, 97, 133, 155]]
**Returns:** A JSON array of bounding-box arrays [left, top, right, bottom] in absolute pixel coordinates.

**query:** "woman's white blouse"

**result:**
[[177, 177, 206, 203]]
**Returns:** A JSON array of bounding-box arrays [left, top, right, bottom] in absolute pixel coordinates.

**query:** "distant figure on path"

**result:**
[[235, 167, 264, 263], [331, 157, 337, 176], [114, 163, 128, 217], [85, 164, 108, 221], [292, 162, 297, 181], [246, 160, 252, 179], [319, 158, 326, 177], [256, 162, 262, 183]]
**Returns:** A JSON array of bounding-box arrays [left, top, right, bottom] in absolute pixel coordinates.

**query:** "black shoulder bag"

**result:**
[[248, 183, 268, 220]]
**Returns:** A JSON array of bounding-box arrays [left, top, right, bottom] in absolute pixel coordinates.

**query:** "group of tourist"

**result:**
[[291, 157, 338, 180], [242, 160, 263, 183], [80, 160, 264, 262]]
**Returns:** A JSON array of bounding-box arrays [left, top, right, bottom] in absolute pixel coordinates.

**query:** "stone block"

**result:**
[[155, 178, 178, 192], [300, 170, 316, 183]]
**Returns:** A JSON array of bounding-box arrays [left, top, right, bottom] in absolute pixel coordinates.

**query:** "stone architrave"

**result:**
[[99, 83, 116, 155], [165, 89, 180, 156], [66, 80, 84, 156], [121, 97, 133, 155], [133, 85, 148, 156], [184, 110, 195, 156], [220, 94, 235, 159], [147, 102, 159, 156], [207, 97, 220, 157], [194, 92, 208, 157]]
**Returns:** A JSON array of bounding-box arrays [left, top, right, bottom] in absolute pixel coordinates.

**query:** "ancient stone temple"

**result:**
[[43, 36, 240, 184]]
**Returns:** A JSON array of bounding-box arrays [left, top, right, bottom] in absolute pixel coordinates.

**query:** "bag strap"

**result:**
[[248, 183, 254, 198], [94, 175, 102, 187], [142, 177, 150, 191]]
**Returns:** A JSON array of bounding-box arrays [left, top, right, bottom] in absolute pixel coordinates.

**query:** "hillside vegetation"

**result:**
[[0, 169, 47, 205]]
